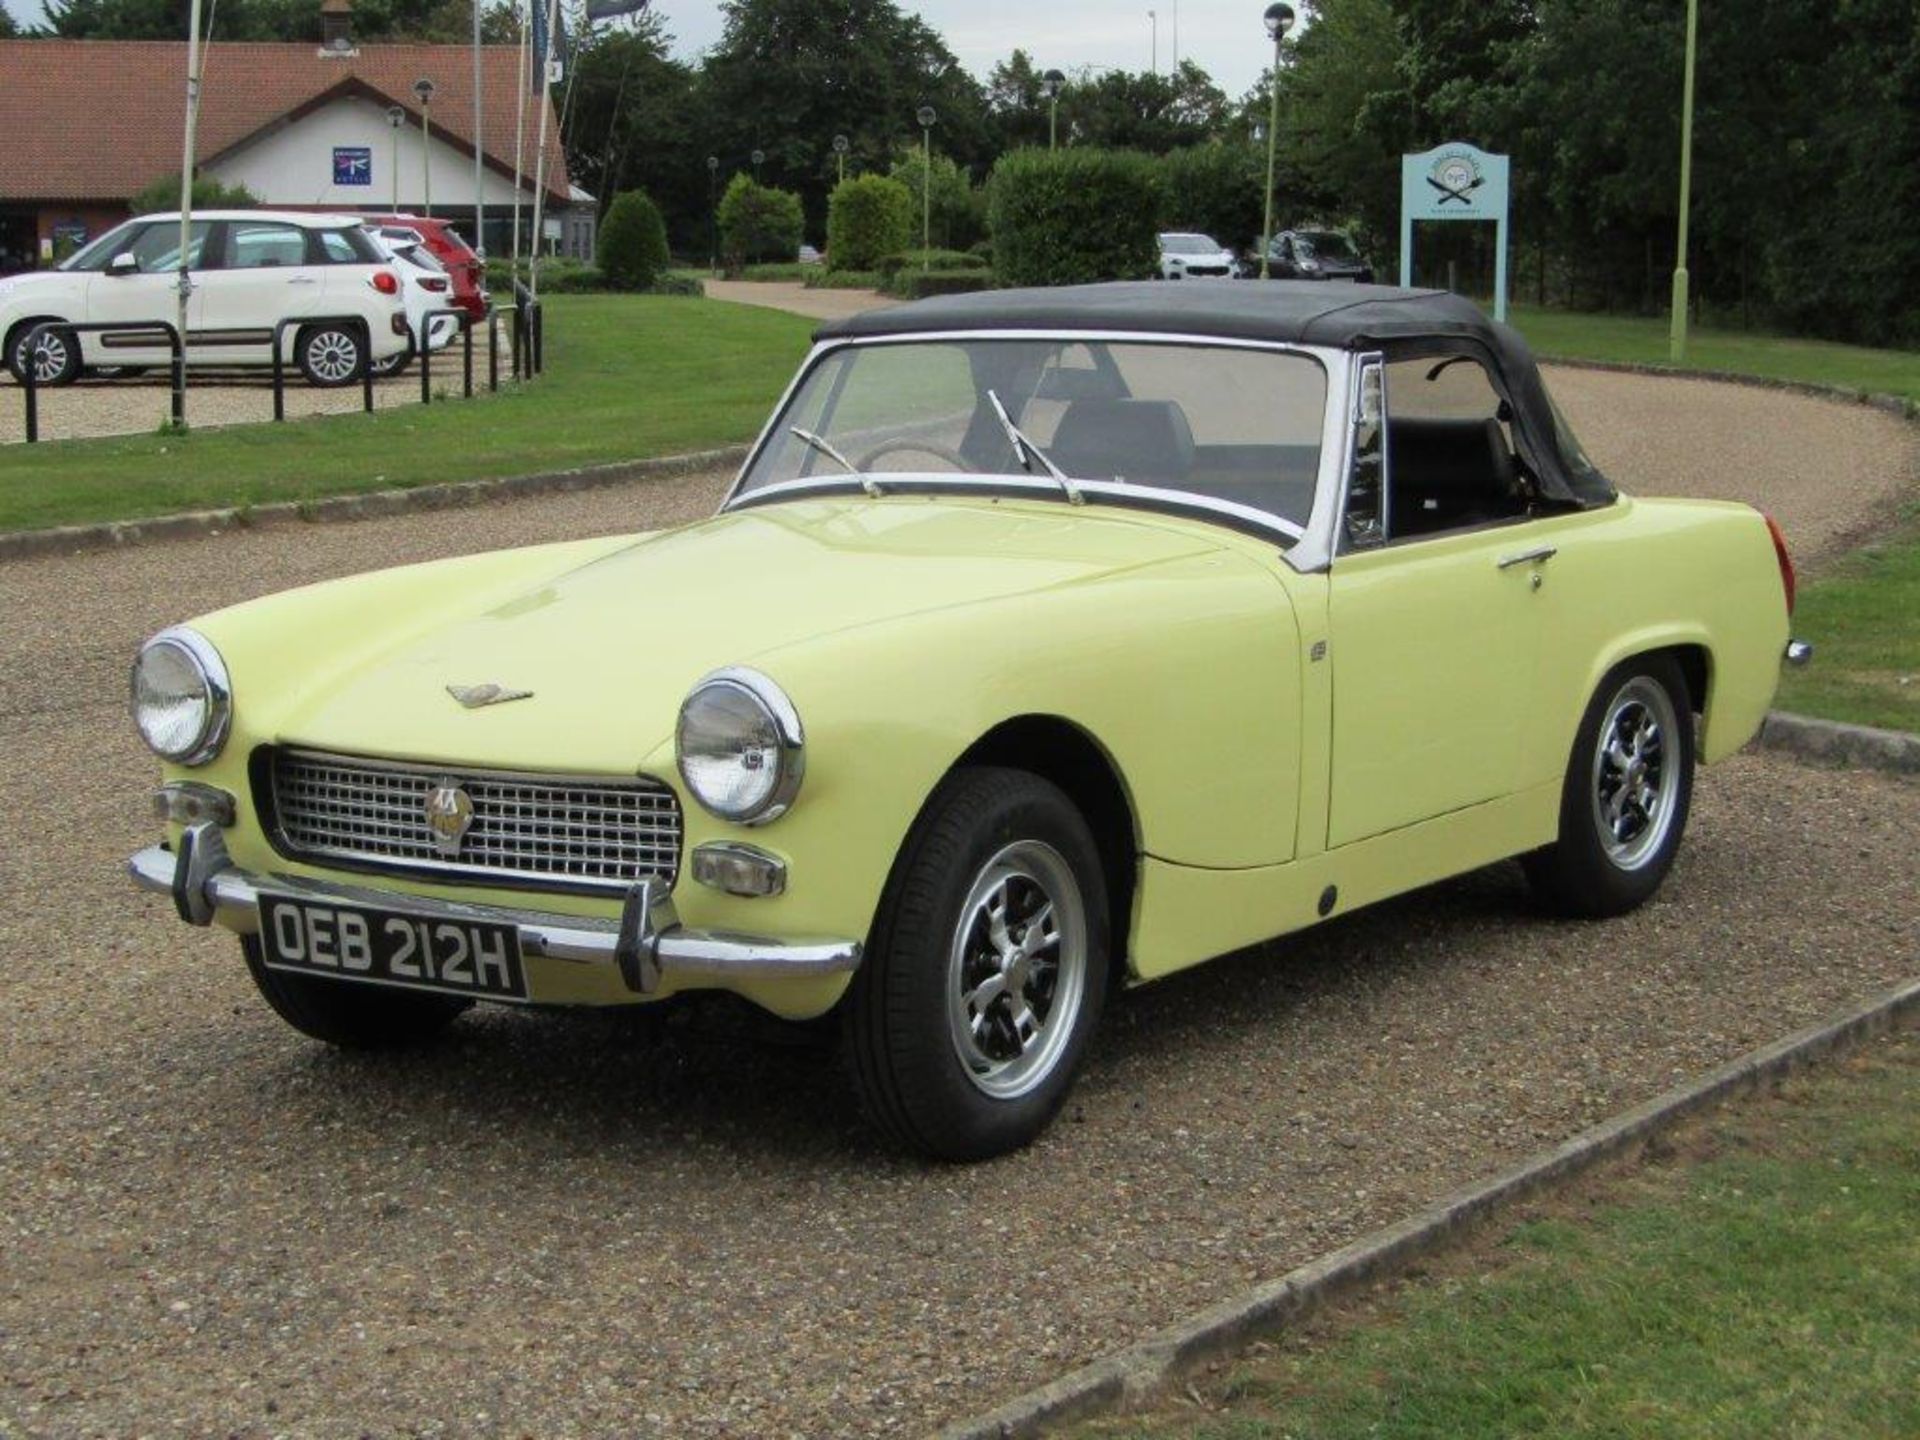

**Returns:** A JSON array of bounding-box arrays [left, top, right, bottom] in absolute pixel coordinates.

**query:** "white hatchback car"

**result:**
[[364, 231, 462, 378], [0, 210, 410, 388], [1156, 232, 1239, 280]]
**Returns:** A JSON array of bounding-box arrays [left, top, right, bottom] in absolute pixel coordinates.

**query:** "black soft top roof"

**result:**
[[815, 279, 1493, 349], [815, 281, 1616, 508]]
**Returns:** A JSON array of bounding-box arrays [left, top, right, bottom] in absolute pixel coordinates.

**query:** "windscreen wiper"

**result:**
[[986, 389, 1082, 505], [790, 426, 881, 497]]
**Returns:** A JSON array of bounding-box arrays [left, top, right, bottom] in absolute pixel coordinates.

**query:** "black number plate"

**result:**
[[257, 893, 528, 1002]]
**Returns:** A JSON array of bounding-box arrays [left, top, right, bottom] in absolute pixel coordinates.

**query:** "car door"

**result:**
[[82, 220, 211, 367], [1324, 351, 1550, 849], [195, 219, 318, 361]]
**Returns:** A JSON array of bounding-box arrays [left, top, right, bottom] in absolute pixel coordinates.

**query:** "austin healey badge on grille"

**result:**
[[423, 783, 475, 855], [447, 683, 533, 708]]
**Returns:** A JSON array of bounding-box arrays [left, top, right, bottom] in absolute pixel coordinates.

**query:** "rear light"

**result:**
[[1763, 512, 1796, 615], [422, 277, 449, 292], [369, 270, 400, 296]]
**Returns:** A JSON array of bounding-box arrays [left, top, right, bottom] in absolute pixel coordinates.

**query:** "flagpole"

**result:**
[[527, 0, 561, 300], [472, 0, 484, 257], [175, 0, 206, 390], [510, 0, 529, 279]]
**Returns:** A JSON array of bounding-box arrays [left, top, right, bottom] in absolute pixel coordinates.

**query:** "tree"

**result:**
[[717, 173, 804, 266], [595, 189, 670, 289], [826, 174, 913, 269], [695, 0, 989, 238], [130, 173, 260, 212], [1058, 62, 1230, 153], [887, 149, 981, 249], [984, 49, 1050, 152], [0, 5, 18, 36]]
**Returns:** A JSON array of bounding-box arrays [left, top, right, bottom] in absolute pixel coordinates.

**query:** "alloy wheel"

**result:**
[[945, 839, 1089, 1100], [1588, 675, 1683, 871]]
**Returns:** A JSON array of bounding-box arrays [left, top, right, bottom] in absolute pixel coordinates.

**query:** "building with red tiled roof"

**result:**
[[0, 5, 586, 272]]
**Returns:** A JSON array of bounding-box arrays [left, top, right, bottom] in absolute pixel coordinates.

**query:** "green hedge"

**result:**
[[805, 269, 884, 290], [718, 174, 805, 267], [738, 262, 817, 282], [826, 174, 914, 271], [881, 269, 994, 300], [987, 147, 1163, 287], [876, 248, 982, 278], [595, 189, 671, 291], [1161, 144, 1265, 253]]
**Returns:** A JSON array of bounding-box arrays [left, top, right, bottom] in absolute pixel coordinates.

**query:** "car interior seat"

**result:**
[[1049, 398, 1196, 483]]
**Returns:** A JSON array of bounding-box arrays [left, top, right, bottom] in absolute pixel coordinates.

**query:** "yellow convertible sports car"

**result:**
[[128, 282, 1808, 1160]]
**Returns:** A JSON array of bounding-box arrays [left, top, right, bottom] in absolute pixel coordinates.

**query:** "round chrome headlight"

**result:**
[[130, 626, 231, 765], [675, 667, 804, 825]]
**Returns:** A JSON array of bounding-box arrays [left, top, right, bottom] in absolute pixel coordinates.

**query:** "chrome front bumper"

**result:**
[[128, 824, 862, 997]]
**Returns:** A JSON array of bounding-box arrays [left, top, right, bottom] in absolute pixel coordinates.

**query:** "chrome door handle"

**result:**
[[1497, 545, 1558, 569], [287, 276, 318, 285]]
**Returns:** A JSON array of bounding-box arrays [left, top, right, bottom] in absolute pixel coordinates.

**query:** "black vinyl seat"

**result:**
[[1388, 417, 1525, 536], [1049, 397, 1196, 483]]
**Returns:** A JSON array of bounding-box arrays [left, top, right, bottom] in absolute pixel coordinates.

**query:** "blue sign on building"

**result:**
[[333, 147, 373, 187]]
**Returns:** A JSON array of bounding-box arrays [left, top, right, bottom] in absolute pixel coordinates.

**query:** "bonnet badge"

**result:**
[[423, 782, 475, 855], [447, 683, 533, 709]]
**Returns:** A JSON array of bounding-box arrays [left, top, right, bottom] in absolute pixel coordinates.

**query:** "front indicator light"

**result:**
[[153, 782, 237, 827], [691, 842, 787, 897]]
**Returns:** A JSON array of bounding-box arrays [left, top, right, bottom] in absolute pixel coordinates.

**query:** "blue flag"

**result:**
[[531, 0, 569, 83], [585, 0, 648, 19]]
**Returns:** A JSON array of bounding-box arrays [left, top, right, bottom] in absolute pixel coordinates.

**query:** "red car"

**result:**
[[362, 215, 488, 321]]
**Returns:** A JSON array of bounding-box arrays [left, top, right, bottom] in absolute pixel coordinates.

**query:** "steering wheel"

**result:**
[[856, 438, 971, 472]]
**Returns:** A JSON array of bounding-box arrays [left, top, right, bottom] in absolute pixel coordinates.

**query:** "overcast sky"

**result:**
[[4, 0, 1279, 98], [648, 0, 1276, 99]]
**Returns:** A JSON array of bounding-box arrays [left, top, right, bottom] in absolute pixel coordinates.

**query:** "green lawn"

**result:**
[[1069, 1030, 1920, 1440], [1775, 502, 1920, 732], [1510, 303, 1920, 407], [0, 294, 813, 532]]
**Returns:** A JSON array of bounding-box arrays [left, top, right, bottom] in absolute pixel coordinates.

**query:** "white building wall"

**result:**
[[205, 94, 536, 213]]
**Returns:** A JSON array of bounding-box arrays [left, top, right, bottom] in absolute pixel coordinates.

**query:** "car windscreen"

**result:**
[[1298, 232, 1356, 259], [61, 220, 145, 272], [738, 338, 1328, 537], [1159, 235, 1221, 254]]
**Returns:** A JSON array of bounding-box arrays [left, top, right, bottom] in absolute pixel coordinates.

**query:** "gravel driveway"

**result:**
[[1, 374, 1916, 1438]]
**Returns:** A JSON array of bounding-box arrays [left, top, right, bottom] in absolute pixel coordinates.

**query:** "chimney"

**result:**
[[319, 0, 356, 56]]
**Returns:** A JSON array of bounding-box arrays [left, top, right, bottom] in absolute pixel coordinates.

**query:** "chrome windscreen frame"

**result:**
[[721, 329, 1360, 574]]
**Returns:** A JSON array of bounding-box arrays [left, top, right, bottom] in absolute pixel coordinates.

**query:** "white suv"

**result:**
[[0, 210, 410, 388]]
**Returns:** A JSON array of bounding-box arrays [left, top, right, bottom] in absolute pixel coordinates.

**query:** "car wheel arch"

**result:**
[[5, 314, 73, 369], [950, 714, 1141, 984]]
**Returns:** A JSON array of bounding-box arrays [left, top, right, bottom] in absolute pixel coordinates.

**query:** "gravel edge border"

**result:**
[[935, 975, 1920, 1440], [1755, 710, 1920, 774], [0, 444, 751, 564], [1537, 355, 1918, 419]]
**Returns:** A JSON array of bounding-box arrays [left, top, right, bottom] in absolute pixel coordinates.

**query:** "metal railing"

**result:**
[[21, 320, 183, 443], [270, 315, 376, 422]]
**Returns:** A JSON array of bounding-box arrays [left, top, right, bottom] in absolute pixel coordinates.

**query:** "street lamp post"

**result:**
[[706, 154, 719, 275], [386, 105, 405, 213], [1669, 0, 1700, 362], [833, 133, 849, 185], [916, 105, 936, 270], [751, 148, 765, 183], [1041, 69, 1065, 151], [1258, 3, 1294, 280], [413, 77, 436, 218], [1148, 9, 1157, 75]]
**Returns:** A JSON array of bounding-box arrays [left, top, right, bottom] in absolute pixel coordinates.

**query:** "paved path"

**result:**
[[3, 393, 1917, 1434]]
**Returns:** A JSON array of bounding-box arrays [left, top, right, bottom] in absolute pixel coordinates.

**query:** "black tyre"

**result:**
[[241, 935, 469, 1049], [296, 323, 365, 388], [844, 767, 1109, 1162], [7, 321, 82, 386], [1523, 654, 1696, 918]]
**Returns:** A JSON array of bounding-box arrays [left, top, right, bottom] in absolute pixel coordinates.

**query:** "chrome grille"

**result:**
[[268, 749, 681, 893]]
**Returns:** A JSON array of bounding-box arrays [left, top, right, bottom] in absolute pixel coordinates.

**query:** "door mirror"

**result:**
[[106, 252, 140, 276]]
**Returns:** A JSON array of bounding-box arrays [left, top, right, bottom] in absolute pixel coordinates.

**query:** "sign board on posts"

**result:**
[[333, 146, 373, 187], [1399, 142, 1510, 321]]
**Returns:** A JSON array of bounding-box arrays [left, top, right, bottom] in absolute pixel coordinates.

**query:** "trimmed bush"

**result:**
[[875, 248, 983, 278], [130, 173, 259, 214], [881, 269, 994, 301], [887, 152, 983, 251], [739, 262, 815, 282], [1160, 144, 1266, 253], [528, 259, 608, 293], [596, 190, 671, 291], [647, 273, 704, 296], [988, 148, 1164, 287], [718, 174, 805, 268], [805, 269, 885, 290], [826, 174, 914, 272]]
